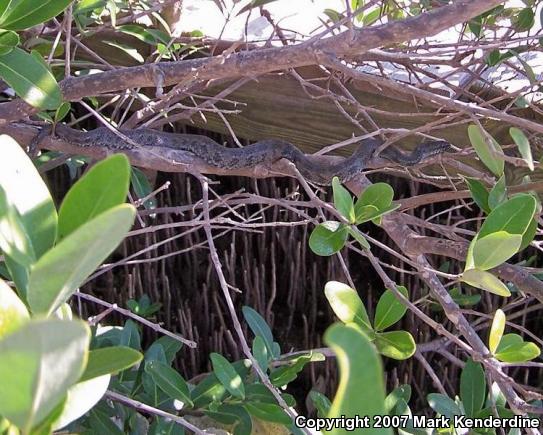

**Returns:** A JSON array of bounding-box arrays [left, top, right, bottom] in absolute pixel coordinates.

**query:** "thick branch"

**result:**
[[0, 0, 504, 123]]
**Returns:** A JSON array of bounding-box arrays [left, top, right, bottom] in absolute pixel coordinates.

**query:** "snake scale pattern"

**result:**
[[49, 124, 452, 185]]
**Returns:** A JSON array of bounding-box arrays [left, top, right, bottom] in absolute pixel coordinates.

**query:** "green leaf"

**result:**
[[324, 281, 373, 334], [324, 323, 391, 435], [88, 408, 124, 435], [468, 125, 504, 177], [244, 402, 291, 425], [309, 390, 332, 418], [0, 29, 18, 55], [489, 309, 506, 354], [27, 204, 136, 315], [80, 346, 142, 382], [509, 128, 534, 171], [472, 231, 522, 271], [449, 288, 481, 307], [252, 335, 269, 372], [487, 175, 507, 210], [0, 277, 29, 338], [384, 385, 411, 414], [460, 359, 486, 417], [206, 404, 252, 435], [210, 353, 245, 400], [0, 133, 57, 258], [374, 330, 416, 360], [269, 354, 311, 387], [465, 177, 490, 214], [0, 318, 90, 431], [332, 177, 355, 223], [120, 319, 141, 350], [427, 393, 462, 418], [0, 47, 61, 109], [309, 221, 348, 256], [58, 154, 131, 238], [479, 194, 536, 239], [495, 334, 540, 362], [131, 167, 157, 211], [190, 373, 226, 408], [513, 7, 535, 31], [355, 183, 394, 216], [52, 374, 110, 431], [242, 306, 277, 359], [462, 269, 511, 297], [54, 102, 71, 122], [0, 0, 72, 30], [374, 286, 408, 331], [354, 204, 399, 224], [145, 360, 193, 407], [0, 186, 36, 267]]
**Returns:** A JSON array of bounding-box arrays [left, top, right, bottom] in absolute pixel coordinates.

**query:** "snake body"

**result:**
[[50, 124, 451, 185]]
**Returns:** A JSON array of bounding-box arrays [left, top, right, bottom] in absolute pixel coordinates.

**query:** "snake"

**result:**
[[43, 124, 452, 185]]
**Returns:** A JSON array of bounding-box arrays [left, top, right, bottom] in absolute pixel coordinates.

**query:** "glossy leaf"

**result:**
[[210, 353, 245, 400], [27, 204, 136, 315], [324, 281, 372, 334], [478, 194, 536, 239], [0, 0, 72, 30], [520, 217, 537, 251], [0, 186, 36, 267], [131, 167, 157, 211], [309, 221, 348, 256], [0, 47, 61, 109], [80, 346, 142, 382], [52, 375, 110, 431], [384, 385, 411, 414], [465, 177, 490, 214], [145, 360, 193, 407], [332, 177, 355, 223], [324, 323, 391, 434], [244, 402, 291, 425], [472, 231, 522, 271], [427, 393, 462, 418], [58, 154, 131, 238], [462, 269, 511, 297], [0, 277, 29, 338], [468, 125, 504, 177], [0, 319, 90, 431], [355, 183, 394, 212], [120, 319, 141, 350], [374, 331, 416, 360], [206, 404, 252, 435], [460, 359, 486, 417], [374, 286, 408, 331], [509, 128, 534, 171], [495, 334, 540, 362], [347, 227, 370, 250], [0, 134, 57, 258], [242, 306, 277, 358], [252, 335, 269, 373], [489, 309, 506, 354], [269, 354, 311, 387]]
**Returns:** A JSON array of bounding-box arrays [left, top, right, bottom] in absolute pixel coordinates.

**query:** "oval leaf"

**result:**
[[374, 330, 416, 360], [462, 269, 511, 297], [145, 360, 193, 407], [460, 359, 486, 417], [509, 127, 534, 171], [479, 194, 536, 239], [80, 346, 142, 382], [58, 154, 131, 238], [0, 0, 72, 30], [27, 204, 136, 315], [489, 309, 506, 354], [427, 393, 462, 418], [332, 177, 354, 223], [472, 231, 522, 271], [0, 47, 61, 109], [244, 402, 291, 425], [324, 281, 372, 334], [468, 125, 504, 177], [374, 286, 408, 331], [210, 353, 245, 400], [464, 177, 490, 214], [309, 221, 348, 256], [0, 29, 18, 55]]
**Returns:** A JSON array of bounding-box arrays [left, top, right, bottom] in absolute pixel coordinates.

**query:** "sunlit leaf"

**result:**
[[489, 309, 506, 354], [324, 281, 373, 334]]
